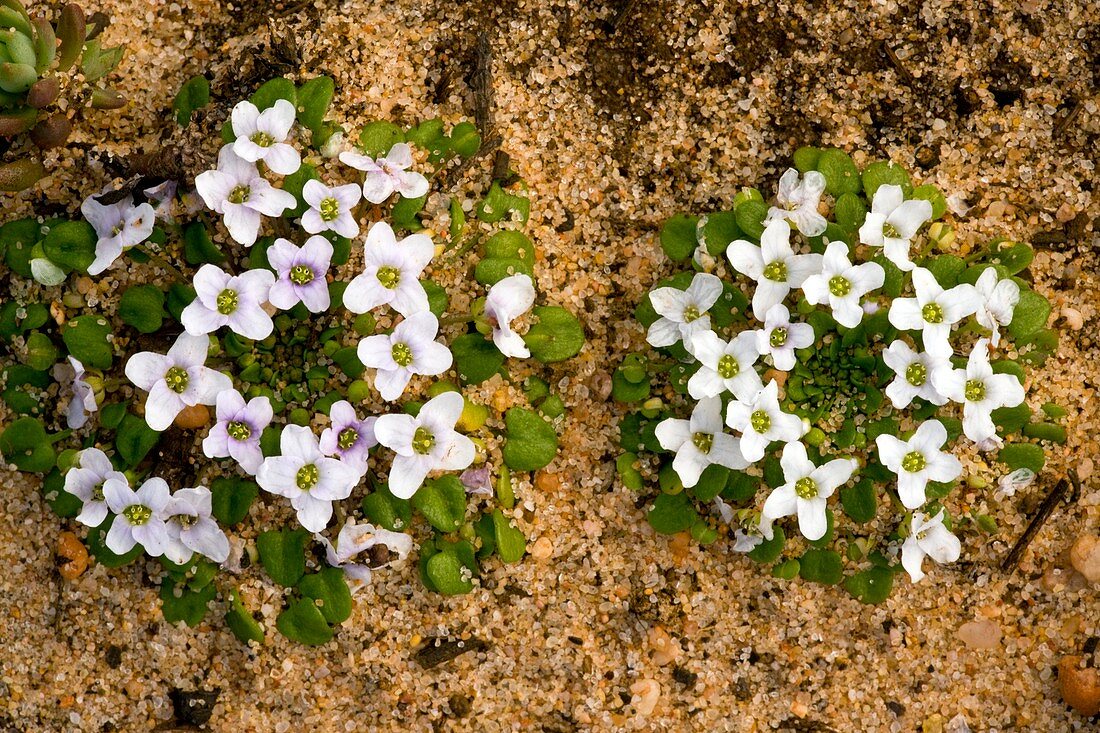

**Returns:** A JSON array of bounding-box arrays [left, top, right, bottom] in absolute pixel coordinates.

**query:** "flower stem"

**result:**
[[134, 246, 186, 281], [440, 314, 474, 327]]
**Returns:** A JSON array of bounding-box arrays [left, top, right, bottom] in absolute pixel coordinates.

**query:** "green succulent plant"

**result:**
[[0, 1, 125, 192]]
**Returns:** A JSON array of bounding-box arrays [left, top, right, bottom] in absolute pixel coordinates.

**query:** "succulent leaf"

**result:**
[[30, 16, 54, 73], [55, 4, 84, 72], [0, 60, 35, 92], [0, 156, 44, 191]]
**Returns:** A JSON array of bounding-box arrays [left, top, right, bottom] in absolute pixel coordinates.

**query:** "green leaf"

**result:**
[[391, 193, 426, 230], [41, 220, 96, 273], [492, 509, 526, 563], [298, 568, 352, 625], [276, 598, 333, 645], [118, 285, 167, 334], [182, 221, 225, 265], [210, 476, 258, 526], [834, 192, 867, 231], [331, 346, 365, 379], [1008, 289, 1050, 340], [62, 315, 113, 369], [998, 443, 1045, 473], [226, 589, 264, 644], [923, 255, 966, 288], [483, 230, 536, 265], [1021, 422, 1067, 443], [361, 484, 412, 532], [160, 579, 215, 627], [793, 146, 822, 173], [1, 218, 40, 277], [798, 549, 844, 585], [659, 214, 698, 261], [357, 120, 404, 157], [80, 39, 124, 82], [860, 160, 911, 199], [474, 257, 533, 285], [989, 241, 1034, 276], [257, 529, 308, 587], [22, 331, 58, 371], [452, 333, 504, 385], [689, 464, 729, 502], [115, 413, 160, 466], [502, 407, 558, 471], [647, 492, 696, 535], [425, 549, 474, 595], [0, 416, 55, 472], [296, 75, 334, 135], [700, 211, 740, 256], [815, 148, 861, 195], [843, 566, 895, 604], [524, 306, 585, 363], [250, 77, 296, 112], [410, 475, 467, 533], [911, 183, 947, 220], [611, 368, 650, 403], [991, 403, 1030, 434], [449, 121, 481, 157], [166, 283, 196, 323], [747, 528, 784, 564], [422, 279, 449, 317], [476, 182, 529, 223], [733, 200, 767, 240], [42, 467, 82, 517], [840, 478, 877, 524], [173, 74, 210, 126]]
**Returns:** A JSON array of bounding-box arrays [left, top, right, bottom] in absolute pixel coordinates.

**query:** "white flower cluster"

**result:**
[[649, 171, 1027, 583]]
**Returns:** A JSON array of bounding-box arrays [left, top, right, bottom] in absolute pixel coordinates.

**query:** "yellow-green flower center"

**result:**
[[176, 514, 197, 528], [682, 305, 702, 323], [296, 463, 319, 491], [123, 504, 152, 526], [883, 222, 901, 238], [412, 427, 434, 455], [165, 366, 189, 394], [289, 265, 314, 286], [391, 342, 414, 367], [750, 409, 771, 434], [692, 431, 713, 454], [376, 265, 401, 289], [717, 354, 739, 379], [905, 362, 927, 386], [922, 302, 944, 324], [794, 476, 818, 499], [228, 184, 250, 205], [828, 275, 851, 297], [770, 327, 788, 348], [763, 260, 787, 282], [337, 427, 359, 451], [250, 131, 275, 148], [964, 378, 986, 402], [216, 288, 239, 315], [319, 197, 340, 222], [902, 450, 926, 473], [227, 420, 251, 441]]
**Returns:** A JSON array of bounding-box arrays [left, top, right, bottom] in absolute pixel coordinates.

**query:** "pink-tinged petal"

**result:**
[[384, 143, 415, 167], [302, 234, 334, 270], [280, 424, 321, 462], [302, 179, 328, 207], [105, 520, 136, 555], [331, 212, 359, 239], [249, 186, 297, 218], [227, 305, 274, 341], [338, 150, 379, 172], [247, 396, 274, 427], [293, 493, 333, 533], [388, 280, 431, 317], [267, 279, 300, 310], [374, 413, 417, 455], [374, 367, 412, 401], [125, 352, 166, 391], [215, 388, 247, 421], [76, 501, 109, 528], [183, 517, 230, 562], [232, 136, 266, 164], [265, 237, 299, 274], [387, 454, 433, 499], [103, 477, 136, 513], [262, 143, 301, 176], [194, 170, 234, 213], [222, 204, 261, 246], [311, 458, 359, 501], [136, 477, 171, 513], [180, 301, 226, 336], [343, 272, 389, 313], [297, 279, 330, 313], [187, 367, 233, 406], [191, 264, 230, 306], [796, 496, 828, 540], [202, 425, 230, 459], [144, 381, 184, 431], [396, 171, 429, 199], [257, 456, 303, 497], [362, 172, 396, 203], [228, 441, 264, 475], [300, 209, 325, 235]]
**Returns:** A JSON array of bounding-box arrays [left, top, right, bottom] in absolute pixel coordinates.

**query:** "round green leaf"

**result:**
[[410, 475, 467, 533], [647, 492, 696, 535], [798, 548, 844, 585], [425, 551, 474, 596], [1007, 289, 1050, 340], [296, 75, 334, 135], [491, 509, 526, 563], [501, 407, 558, 471], [524, 306, 584, 363], [210, 476, 258, 526], [299, 568, 352, 625], [22, 330, 59, 371], [119, 285, 167, 334], [257, 529, 308, 587], [452, 333, 504, 384], [659, 214, 698, 261], [843, 566, 895, 604], [41, 220, 96, 273], [0, 416, 55, 472], [276, 598, 333, 645], [815, 148, 861, 195], [61, 315, 113, 369], [173, 74, 210, 126], [160, 579, 215, 627], [357, 120, 404, 157]]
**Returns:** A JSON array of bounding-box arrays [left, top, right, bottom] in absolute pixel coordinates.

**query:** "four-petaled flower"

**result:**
[[875, 419, 963, 509], [974, 267, 1020, 347], [357, 311, 452, 401], [801, 241, 885, 328], [764, 168, 828, 237], [759, 441, 856, 541], [103, 476, 172, 556], [319, 400, 378, 477], [882, 339, 950, 409], [125, 333, 232, 431], [301, 179, 362, 239], [887, 267, 979, 358], [932, 337, 1025, 444], [858, 183, 933, 271], [343, 221, 434, 317], [202, 389, 273, 475], [267, 235, 333, 313], [901, 509, 961, 582], [484, 274, 536, 358], [315, 519, 413, 592], [194, 146, 297, 246], [81, 193, 156, 275], [163, 487, 231, 565], [374, 392, 476, 499], [52, 356, 98, 429], [340, 142, 430, 204], [257, 425, 361, 532], [181, 264, 276, 339], [727, 220, 823, 319], [654, 396, 749, 488], [753, 303, 815, 371], [64, 447, 126, 528], [725, 380, 806, 462], [230, 99, 301, 175], [685, 330, 764, 401], [646, 272, 723, 348]]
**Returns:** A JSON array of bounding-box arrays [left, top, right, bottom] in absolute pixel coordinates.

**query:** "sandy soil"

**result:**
[[1, 0, 1098, 730]]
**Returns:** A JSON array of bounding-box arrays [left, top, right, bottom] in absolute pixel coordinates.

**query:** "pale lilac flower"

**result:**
[[374, 392, 476, 499], [997, 467, 1036, 498], [257, 425, 360, 532], [858, 184, 933, 271], [974, 267, 1020, 347], [64, 447, 126, 528], [646, 272, 723, 348], [460, 466, 492, 496], [801, 241, 885, 328], [901, 509, 961, 582], [764, 168, 828, 237], [181, 264, 275, 340], [163, 487, 230, 565], [319, 400, 377, 478], [732, 528, 764, 553], [343, 221, 434, 317], [654, 396, 749, 488], [685, 330, 764, 401], [230, 99, 301, 175], [194, 146, 296, 246], [484, 274, 536, 358], [759, 441, 856, 541], [301, 179, 361, 238], [125, 333, 231, 431], [314, 519, 413, 592], [52, 356, 97, 429], [887, 267, 980, 358], [103, 476, 171, 556], [876, 420, 963, 510], [340, 142, 429, 204], [81, 193, 156, 275], [725, 380, 806, 462], [266, 235, 333, 313], [202, 389, 272, 475], [882, 339, 950, 409], [932, 338, 1025, 444], [726, 219, 823, 319], [357, 311, 452, 401], [143, 180, 178, 221], [753, 303, 815, 371]]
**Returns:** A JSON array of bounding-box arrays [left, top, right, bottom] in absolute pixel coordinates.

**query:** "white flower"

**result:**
[[374, 392, 476, 499], [202, 389, 272, 475], [163, 487, 230, 565], [52, 356, 97, 429], [343, 221, 434, 317], [759, 441, 856, 541], [801, 241, 884, 328], [882, 339, 950, 409], [318, 400, 377, 478], [753, 303, 814, 371], [484, 274, 536, 358], [997, 467, 1036, 498], [685, 330, 764, 401], [726, 219, 823, 319], [875, 420, 963, 509], [301, 180, 362, 239], [858, 184, 933, 271], [256, 425, 360, 532], [901, 509, 961, 582], [764, 168, 828, 237], [124, 333, 232, 431], [103, 476, 171, 556], [932, 338, 1025, 444], [357, 311, 452, 401], [64, 447, 126, 528], [646, 272, 723, 348], [340, 142, 429, 204], [732, 528, 763, 553], [725, 380, 806, 462], [974, 267, 1020, 347], [315, 519, 413, 592], [887, 267, 980, 358], [143, 180, 177, 221], [266, 235, 333, 313], [194, 146, 296, 246], [230, 99, 301, 175], [181, 264, 275, 339], [654, 397, 749, 488], [80, 193, 156, 275]]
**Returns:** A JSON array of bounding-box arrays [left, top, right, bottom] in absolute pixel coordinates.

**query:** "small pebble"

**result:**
[[173, 404, 210, 429], [57, 531, 88, 580], [1058, 656, 1100, 716], [1069, 535, 1100, 584], [630, 679, 660, 717], [957, 619, 1002, 649], [530, 536, 553, 560]]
